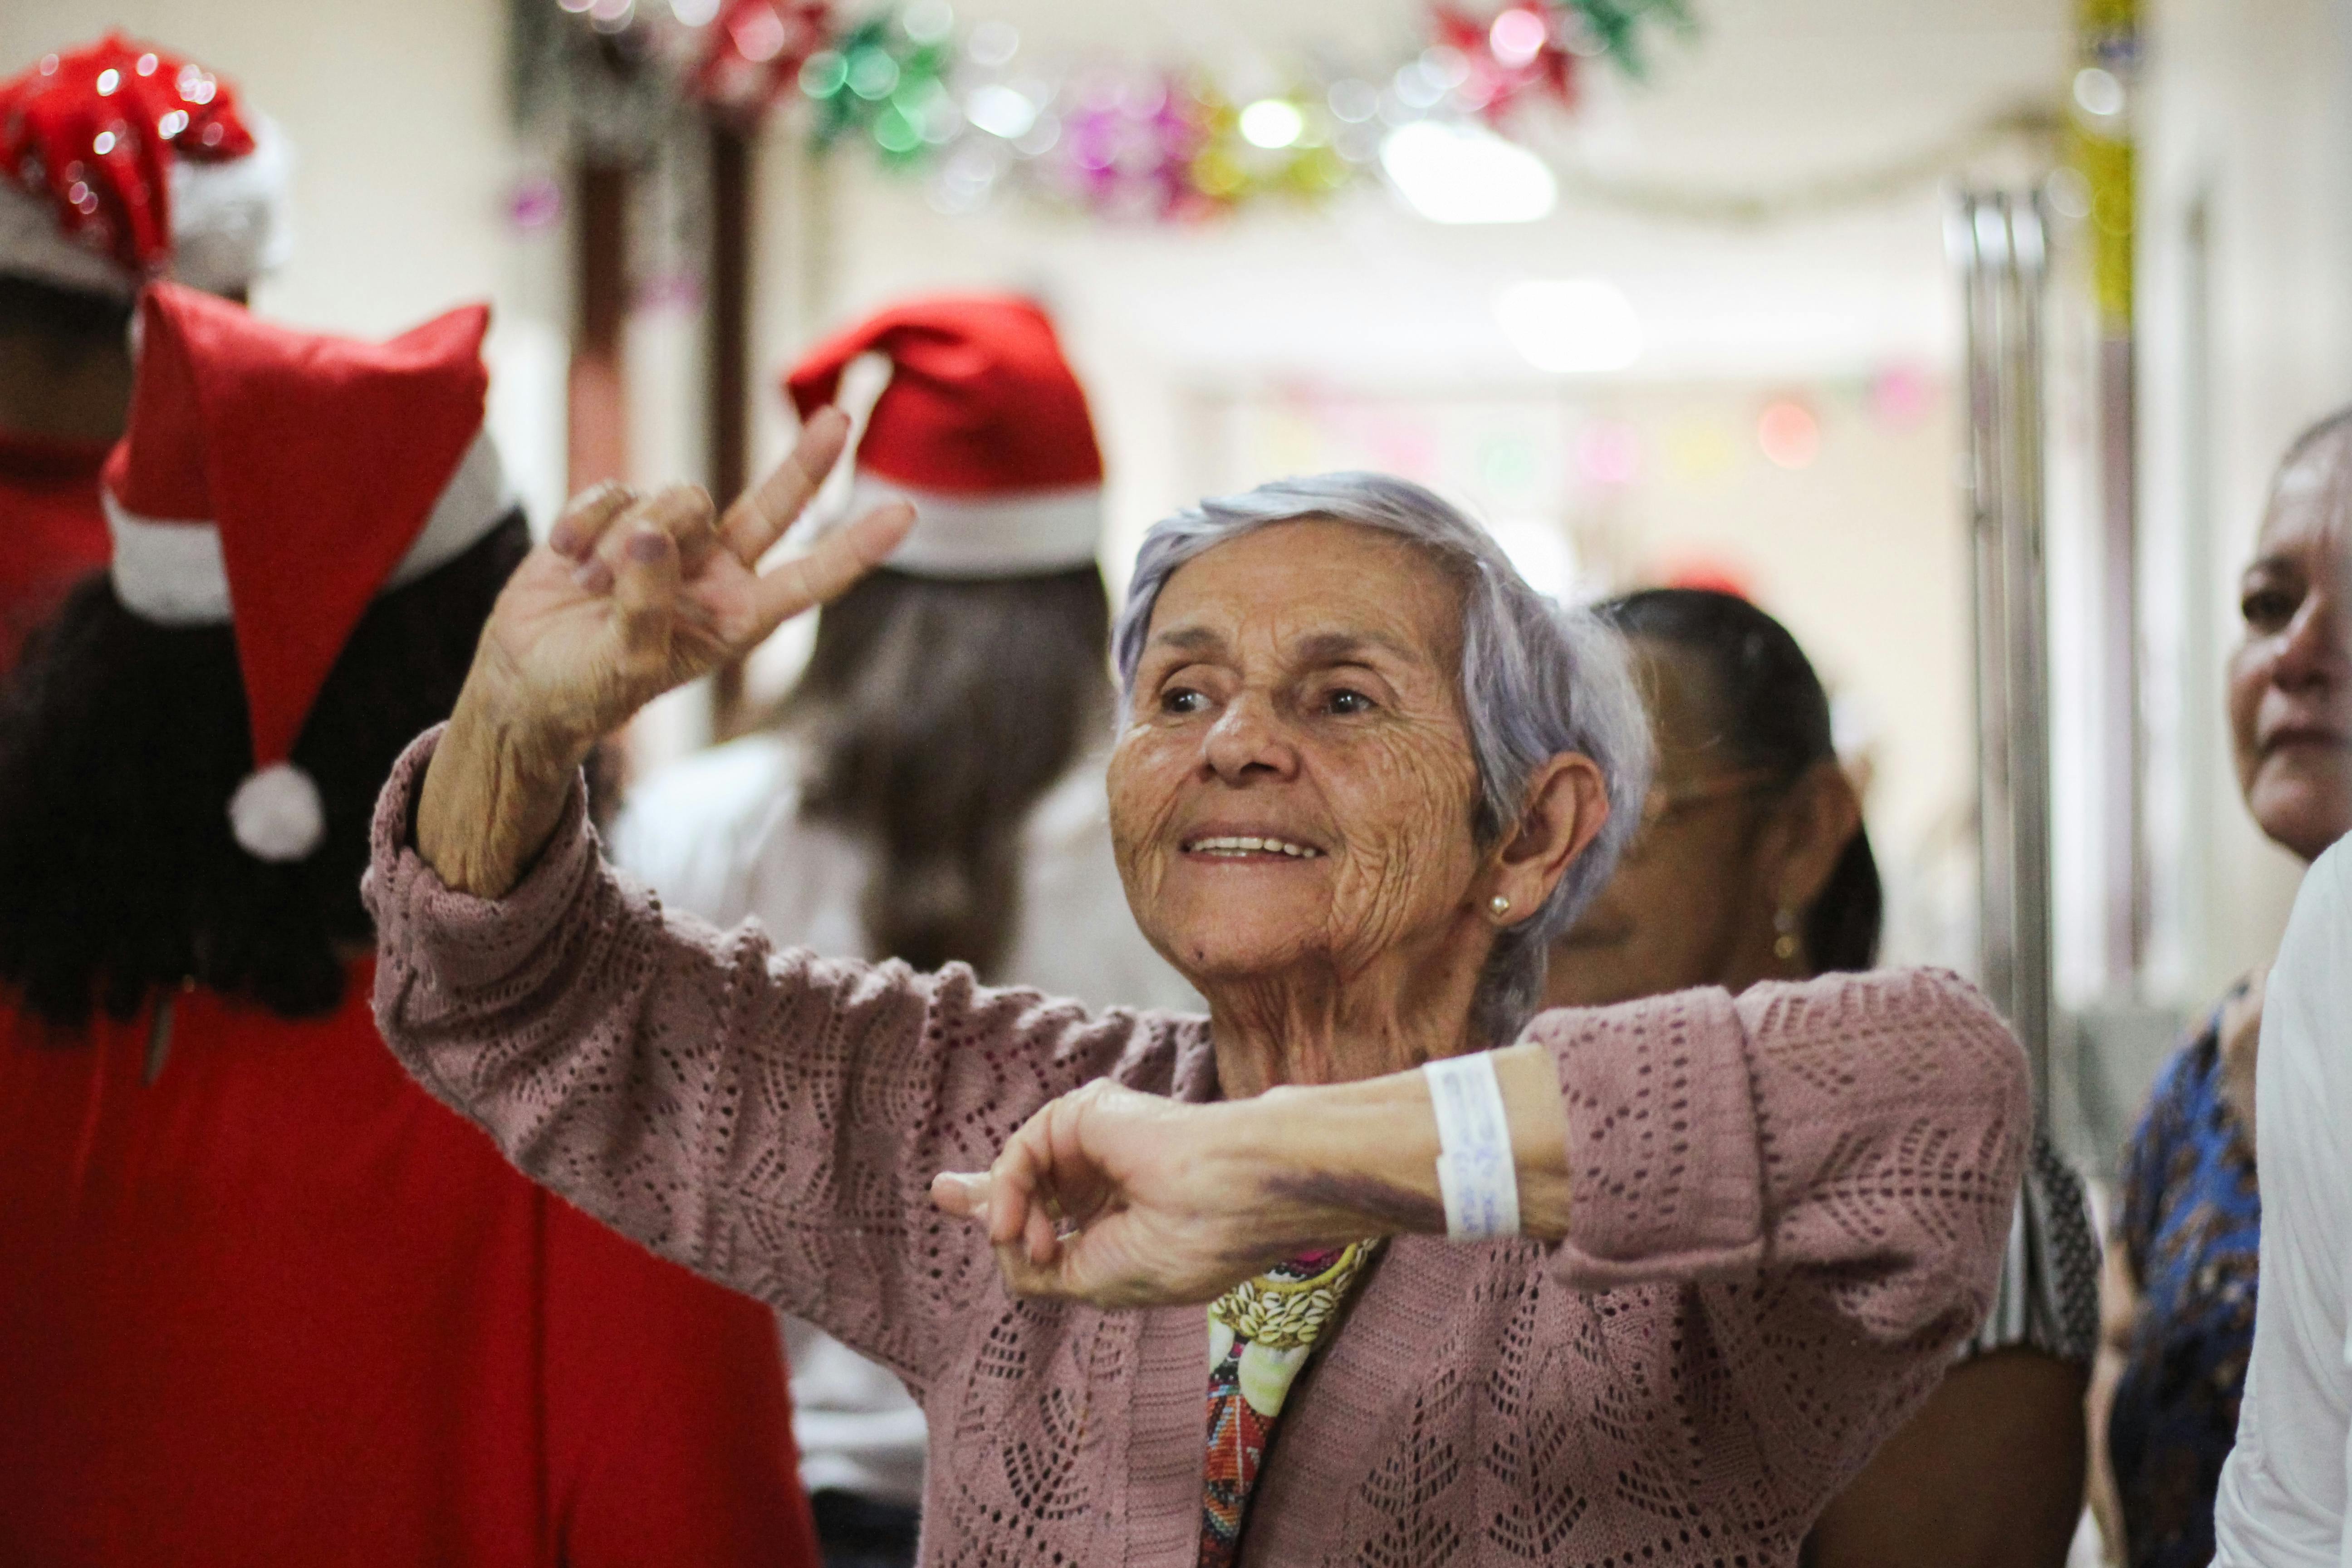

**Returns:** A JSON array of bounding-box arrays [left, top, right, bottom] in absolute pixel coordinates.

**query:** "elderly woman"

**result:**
[[369, 417, 2029, 1566]]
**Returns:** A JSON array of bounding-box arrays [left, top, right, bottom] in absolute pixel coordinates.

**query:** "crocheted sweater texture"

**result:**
[[364, 730, 2029, 1568]]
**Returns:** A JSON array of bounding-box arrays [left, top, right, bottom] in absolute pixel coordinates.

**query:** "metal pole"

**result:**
[[1950, 190, 2054, 1115]]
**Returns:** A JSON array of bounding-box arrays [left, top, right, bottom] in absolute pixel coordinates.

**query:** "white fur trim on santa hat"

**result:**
[[827, 471, 1103, 578], [0, 113, 292, 298], [228, 760, 324, 860], [0, 178, 124, 296], [105, 429, 513, 625], [168, 114, 294, 298]]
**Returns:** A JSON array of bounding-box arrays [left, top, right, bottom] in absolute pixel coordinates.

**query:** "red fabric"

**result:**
[[0, 34, 256, 275], [104, 283, 491, 769], [0, 961, 818, 1568], [784, 294, 1102, 495], [0, 427, 110, 676]]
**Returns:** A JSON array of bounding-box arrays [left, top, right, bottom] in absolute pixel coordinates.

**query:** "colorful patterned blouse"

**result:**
[[1199, 1240, 1378, 1568], [2109, 994, 2262, 1568]]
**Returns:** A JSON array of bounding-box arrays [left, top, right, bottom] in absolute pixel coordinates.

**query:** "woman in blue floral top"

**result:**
[[2091, 407, 2352, 1568]]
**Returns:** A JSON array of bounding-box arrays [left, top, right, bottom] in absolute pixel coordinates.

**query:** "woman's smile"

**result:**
[[1178, 826, 1328, 861]]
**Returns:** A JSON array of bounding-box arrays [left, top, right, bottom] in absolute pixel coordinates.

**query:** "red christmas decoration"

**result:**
[[692, 0, 833, 120], [0, 32, 256, 276], [1431, 5, 1578, 123]]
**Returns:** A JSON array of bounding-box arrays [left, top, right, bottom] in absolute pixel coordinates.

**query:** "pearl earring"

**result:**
[[1490, 895, 1512, 918], [1773, 906, 1800, 963]]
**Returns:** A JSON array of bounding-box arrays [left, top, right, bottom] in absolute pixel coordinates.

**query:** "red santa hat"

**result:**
[[783, 294, 1103, 577], [101, 282, 511, 862], [0, 33, 292, 299]]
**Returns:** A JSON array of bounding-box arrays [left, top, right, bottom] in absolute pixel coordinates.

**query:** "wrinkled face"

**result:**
[[2228, 430, 2352, 862], [1545, 642, 1777, 1007], [1107, 519, 1488, 989]]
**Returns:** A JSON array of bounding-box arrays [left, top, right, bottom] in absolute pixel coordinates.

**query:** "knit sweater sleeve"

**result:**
[[1529, 967, 2029, 1343], [361, 727, 1177, 1393]]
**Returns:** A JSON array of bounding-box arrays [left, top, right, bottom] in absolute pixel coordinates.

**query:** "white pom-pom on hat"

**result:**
[[228, 761, 325, 862]]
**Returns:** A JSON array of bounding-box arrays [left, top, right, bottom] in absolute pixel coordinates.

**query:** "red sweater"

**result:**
[[0, 961, 819, 1567], [0, 428, 111, 675]]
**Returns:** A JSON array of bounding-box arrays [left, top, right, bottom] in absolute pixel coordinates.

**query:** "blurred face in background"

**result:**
[[1546, 642, 1782, 1006], [2230, 422, 2352, 863]]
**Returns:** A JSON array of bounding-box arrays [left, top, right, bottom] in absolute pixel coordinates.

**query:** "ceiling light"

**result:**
[[1494, 279, 1641, 372], [1380, 120, 1557, 224], [1489, 9, 1548, 68], [965, 83, 1038, 139], [2073, 66, 2125, 118], [1239, 98, 1305, 150], [1757, 399, 1821, 468]]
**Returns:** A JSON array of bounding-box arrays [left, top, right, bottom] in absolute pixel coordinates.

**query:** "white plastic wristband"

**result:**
[[1421, 1051, 1521, 1240]]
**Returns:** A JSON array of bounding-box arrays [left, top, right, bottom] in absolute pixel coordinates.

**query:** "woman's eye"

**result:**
[[2242, 587, 2299, 632], [1160, 687, 1208, 716], [1325, 688, 1376, 716]]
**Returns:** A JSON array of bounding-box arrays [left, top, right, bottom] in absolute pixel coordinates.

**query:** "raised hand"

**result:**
[[417, 408, 915, 896], [474, 408, 911, 762]]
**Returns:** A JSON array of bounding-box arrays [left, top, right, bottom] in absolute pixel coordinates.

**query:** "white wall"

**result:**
[[3, 1, 514, 330], [0, 1, 571, 528]]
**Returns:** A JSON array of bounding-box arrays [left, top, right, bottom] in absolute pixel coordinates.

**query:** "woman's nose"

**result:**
[[2273, 590, 2351, 690], [1201, 693, 1300, 784]]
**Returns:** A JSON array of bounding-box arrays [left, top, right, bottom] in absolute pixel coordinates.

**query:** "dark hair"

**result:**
[[0, 274, 135, 353], [0, 513, 530, 1027], [1597, 588, 1881, 972], [776, 564, 1112, 978]]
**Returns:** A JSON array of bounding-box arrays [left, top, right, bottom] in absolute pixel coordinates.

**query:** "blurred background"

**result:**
[[4, 0, 2345, 1172]]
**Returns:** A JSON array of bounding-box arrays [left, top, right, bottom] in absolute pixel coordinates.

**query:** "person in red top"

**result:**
[[0, 34, 291, 674], [0, 283, 819, 1567]]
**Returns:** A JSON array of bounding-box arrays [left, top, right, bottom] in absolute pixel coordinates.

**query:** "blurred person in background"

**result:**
[[613, 294, 1195, 1568], [0, 34, 289, 675], [1548, 588, 2098, 1568], [2091, 407, 2352, 1568], [0, 284, 815, 1567]]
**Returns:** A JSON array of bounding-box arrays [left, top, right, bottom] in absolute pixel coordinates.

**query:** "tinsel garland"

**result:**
[[516, 0, 1695, 221]]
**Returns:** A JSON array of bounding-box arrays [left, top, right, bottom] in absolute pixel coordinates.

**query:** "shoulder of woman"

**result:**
[[906, 961, 1214, 1098], [1736, 965, 2012, 1040], [2291, 835, 2352, 940], [2261, 841, 2352, 1085]]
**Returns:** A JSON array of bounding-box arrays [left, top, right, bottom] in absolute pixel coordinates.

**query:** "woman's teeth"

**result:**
[[1186, 835, 1322, 859]]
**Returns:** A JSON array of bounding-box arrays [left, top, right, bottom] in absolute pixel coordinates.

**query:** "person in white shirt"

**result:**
[[611, 294, 1195, 1568], [2210, 839, 2352, 1565]]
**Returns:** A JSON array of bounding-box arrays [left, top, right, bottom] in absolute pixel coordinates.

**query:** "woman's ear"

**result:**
[[1768, 758, 1864, 912], [1485, 753, 1610, 923]]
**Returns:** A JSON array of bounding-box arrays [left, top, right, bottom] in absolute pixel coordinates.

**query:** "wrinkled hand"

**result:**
[[928, 1080, 1375, 1309], [418, 409, 914, 896], [473, 407, 912, 761]]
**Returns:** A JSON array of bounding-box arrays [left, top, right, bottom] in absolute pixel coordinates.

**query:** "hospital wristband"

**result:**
[[1421, 1051, 1521, 1240]]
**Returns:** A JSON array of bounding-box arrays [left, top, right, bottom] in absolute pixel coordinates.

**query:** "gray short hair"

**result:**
[[1113, 472, 1653, 1042]]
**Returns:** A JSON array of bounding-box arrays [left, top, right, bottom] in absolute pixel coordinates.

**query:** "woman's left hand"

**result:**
[[929, 1081, 1394, 1308]]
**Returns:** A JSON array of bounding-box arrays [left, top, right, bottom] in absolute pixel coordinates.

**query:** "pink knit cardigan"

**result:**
[[366, 731, 2029, 1568]]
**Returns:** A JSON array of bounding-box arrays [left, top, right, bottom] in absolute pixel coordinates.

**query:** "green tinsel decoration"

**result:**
[[801, 13, 956, 166], [1555, 0, 1698, 80]]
